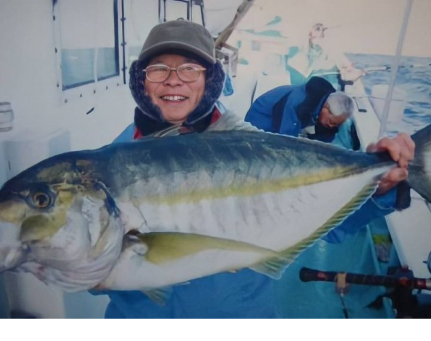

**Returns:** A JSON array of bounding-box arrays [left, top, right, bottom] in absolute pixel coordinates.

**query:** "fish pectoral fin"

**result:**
[[142, 287, 173, 307], [123, 234, 149, 256], [249, 255, 293, 279], [136, 232, 266, 264]]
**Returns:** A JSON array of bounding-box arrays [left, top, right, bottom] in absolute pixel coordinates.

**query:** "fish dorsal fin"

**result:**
[[142, 287, 173, 307], [206, 110, 262, 132], [249, 178, 380, 278]]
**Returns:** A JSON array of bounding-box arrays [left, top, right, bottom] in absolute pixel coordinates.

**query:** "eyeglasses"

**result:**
[[143, 63, 206, 83]]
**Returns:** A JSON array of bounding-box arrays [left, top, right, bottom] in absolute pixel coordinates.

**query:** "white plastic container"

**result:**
[[370, 84, 406, 123]]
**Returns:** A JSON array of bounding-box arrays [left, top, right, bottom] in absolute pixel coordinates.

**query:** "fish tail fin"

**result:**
[[409, 123, 431, 202]]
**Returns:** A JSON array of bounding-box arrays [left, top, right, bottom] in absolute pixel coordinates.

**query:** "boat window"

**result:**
[[125, 1, 247, 85], [53, 0, 124, 101], [125, 0, 205, 75], [124, 0, 159, 72], [159, 0, 204, 25]]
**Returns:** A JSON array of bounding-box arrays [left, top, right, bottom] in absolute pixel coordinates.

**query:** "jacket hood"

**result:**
[[129, 59, 225, 128]]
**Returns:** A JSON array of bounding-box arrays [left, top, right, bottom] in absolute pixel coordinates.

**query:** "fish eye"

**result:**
[[32, 192, 51, 209]]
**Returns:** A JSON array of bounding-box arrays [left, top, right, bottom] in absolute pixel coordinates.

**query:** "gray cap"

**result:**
[[138, 20, 216, 66]]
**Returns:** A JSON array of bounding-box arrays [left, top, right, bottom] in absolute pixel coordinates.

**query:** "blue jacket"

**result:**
[[245, 77, 336, 137], [245, 78, 361, 150], [103, 114, 398, 318], [245, 85, 317, 136]]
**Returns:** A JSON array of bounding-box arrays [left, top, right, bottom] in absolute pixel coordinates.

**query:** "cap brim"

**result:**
[[139, 41, 216, 65]]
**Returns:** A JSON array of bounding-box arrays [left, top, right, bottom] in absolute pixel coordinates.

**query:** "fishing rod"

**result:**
[[365, 63, 431, 73], [311, 62, 431, 77], [299, 267, 431, 291]]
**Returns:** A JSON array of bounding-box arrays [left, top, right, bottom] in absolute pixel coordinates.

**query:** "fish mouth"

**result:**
[[0, 219, 27, 272]]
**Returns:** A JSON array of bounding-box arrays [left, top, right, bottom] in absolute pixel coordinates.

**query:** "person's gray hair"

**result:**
[[325, 91, 354, 118]]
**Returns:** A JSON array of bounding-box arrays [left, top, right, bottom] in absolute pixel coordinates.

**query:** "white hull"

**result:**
[[345, 81, 431, 285]]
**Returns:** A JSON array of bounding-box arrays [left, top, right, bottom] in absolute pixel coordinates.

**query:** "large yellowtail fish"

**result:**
[[0, 125, 430, 298]]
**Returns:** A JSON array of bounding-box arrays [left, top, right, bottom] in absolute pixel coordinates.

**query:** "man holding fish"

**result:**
[[99, 22, 414, 318], [0, 20, 422, 318]]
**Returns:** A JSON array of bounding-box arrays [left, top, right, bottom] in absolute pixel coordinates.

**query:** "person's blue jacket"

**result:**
[[245, 77, 335, 136], [245, 77, 362, 151], [101, 111, 399, 318], [245, 85, 313, 135]]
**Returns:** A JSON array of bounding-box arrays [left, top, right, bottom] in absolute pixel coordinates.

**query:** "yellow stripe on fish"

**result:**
[[139, 165, 358, 205]]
